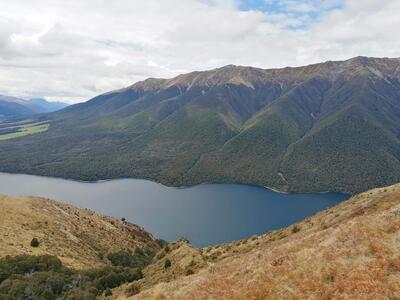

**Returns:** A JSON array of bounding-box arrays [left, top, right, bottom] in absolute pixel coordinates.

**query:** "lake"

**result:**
[[0, 172, 348, 247]]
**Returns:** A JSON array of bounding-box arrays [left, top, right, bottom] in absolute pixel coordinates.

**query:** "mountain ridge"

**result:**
[[118, 56, 400, 92], [0, 95, 45, 118], [0, 56, 399, 194], [0, 95, 69, 118]]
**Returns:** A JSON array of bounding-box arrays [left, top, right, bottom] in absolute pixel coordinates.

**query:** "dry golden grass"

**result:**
[[111, 239, 208, 299], [0, 194, 160, 269], [126, 184, 400, 299], [140, 238, 207, 290]]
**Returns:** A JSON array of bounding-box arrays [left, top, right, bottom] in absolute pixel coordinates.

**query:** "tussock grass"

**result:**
[[0, 195, 161, 269], [128, 184, 400, 299]]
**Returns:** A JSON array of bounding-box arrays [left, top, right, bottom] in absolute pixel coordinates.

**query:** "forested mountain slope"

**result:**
[[0, 56, 399, 194]]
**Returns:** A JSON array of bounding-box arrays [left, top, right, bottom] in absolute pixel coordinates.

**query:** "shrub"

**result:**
[[156, 239, 168, 248], [106, 250, 151, 268], [30, 238, 40, 247], [104, 288, 112, 297], [164, 259, 171, 269], [87, 266, 142, 291], [185, 269, 194, 276], [0, 255, 144, 299], [179, 237, 190, 244], [292, 225, 301, 234], [134, 247, 144, 256]]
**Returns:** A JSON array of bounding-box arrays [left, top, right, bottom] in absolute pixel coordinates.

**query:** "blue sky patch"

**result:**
[[239, 0, 343, 29]]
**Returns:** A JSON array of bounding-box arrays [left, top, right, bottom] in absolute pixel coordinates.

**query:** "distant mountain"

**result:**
[[0, 95, 45, 118], [0, 56, 400, 194], [0, 95, 69, 118], [29, 98, 69, 112]]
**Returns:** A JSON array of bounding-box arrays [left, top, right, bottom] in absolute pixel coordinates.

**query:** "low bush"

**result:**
[[0, 255, 144, 300], [104, 288, 112, 297], [106, 249, 152, 268], [30, 238, 40, 247], [292, 225, 301, 234], [164, 259, 172, 269], [156, 239, 168, 249]]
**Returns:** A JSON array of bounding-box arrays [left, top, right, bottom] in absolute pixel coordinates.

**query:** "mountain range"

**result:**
[[29, 98, 70, 113], [0, 56, 400, 194], [0, 95, 69, 118]]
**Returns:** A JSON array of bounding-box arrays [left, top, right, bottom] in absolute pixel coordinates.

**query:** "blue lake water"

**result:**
[[0, 172, 348, 247]]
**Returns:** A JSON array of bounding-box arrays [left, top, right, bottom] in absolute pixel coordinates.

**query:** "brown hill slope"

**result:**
[[0, 195, 161, 269], [126, 183, 400, 299]]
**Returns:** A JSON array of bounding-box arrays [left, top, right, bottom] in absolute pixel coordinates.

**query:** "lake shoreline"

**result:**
[[0, 171, 348, 247], [0, 171, 349, 195]]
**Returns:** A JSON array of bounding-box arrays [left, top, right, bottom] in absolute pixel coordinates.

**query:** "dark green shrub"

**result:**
[[0, 255, 63, 284], [155, 239, 168, 248], [0, 255, 143, 300], [134, 247, 144, 256], [107, 250, 151, 268], [104, 288, 112, 297], [30, 238, 40, 247], [292, 225, 301, 233], [164, 259, 171, 269]]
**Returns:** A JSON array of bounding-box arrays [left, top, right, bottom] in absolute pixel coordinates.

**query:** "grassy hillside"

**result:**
[[1, 183, 400, 299], [126, 183, 400, 299], [0, 57, 400, 194], [0, 195, 161, 269], [0, 195, 170, 299], [0, 120, 50, 141]]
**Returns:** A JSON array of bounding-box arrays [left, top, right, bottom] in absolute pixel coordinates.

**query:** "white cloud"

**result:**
[[0, 0, 399, 103]]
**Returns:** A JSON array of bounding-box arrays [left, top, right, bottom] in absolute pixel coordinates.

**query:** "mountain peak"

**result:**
[[129, 77, 166, 92]]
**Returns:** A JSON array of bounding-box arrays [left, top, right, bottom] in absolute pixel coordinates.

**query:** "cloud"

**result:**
[[0, 0, 399, 103]]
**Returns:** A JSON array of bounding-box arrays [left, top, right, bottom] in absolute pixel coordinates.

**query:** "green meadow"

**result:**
[[0, 121, 50, 140]]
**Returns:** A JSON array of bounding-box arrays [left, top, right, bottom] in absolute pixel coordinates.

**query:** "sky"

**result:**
[[0, 0, 399, 103]]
